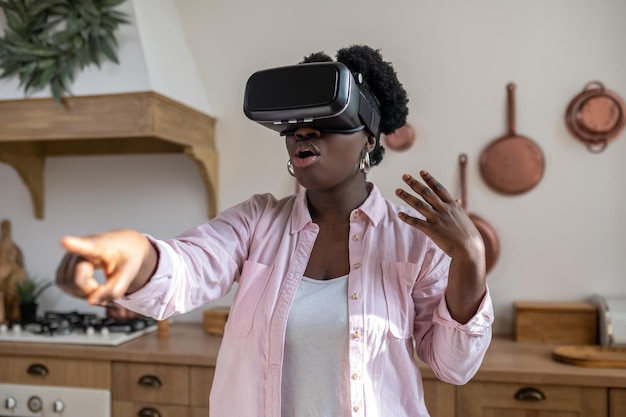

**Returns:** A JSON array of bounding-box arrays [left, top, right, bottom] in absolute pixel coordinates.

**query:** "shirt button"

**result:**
[[353, 404, 361, 412], [353, 211, 360, 218], [353, 263, 361, 269], [351, 373, 361, 380], [352, 234, 360, 241], [352, 330, 362, 339], [351, 292, 361, 300]]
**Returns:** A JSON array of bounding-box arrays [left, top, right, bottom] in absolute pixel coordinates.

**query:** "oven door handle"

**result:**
[[27, 363, 49, 376]]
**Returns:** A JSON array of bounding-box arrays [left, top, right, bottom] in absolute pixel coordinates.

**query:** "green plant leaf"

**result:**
[[101, 0, 127, 7], [4, 8, 24, 32], [99, 33, 118, 64], [0, 0, 129, 103], [27, 0, 64, 18]]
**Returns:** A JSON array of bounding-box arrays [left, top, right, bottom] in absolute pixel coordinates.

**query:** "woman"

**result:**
[[56, 45, 492, 417]]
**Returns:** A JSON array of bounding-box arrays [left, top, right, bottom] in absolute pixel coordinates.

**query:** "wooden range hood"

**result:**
[[0, 91, 218, 219]]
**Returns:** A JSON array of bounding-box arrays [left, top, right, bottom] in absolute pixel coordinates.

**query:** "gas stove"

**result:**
[[0, 310, 157, 346]]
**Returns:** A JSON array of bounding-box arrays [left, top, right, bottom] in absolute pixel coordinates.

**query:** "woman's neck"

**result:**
[[306, 181, 371, 224]]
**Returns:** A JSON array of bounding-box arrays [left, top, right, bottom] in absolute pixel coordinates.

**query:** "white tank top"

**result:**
[[281, 275, 349, 417]]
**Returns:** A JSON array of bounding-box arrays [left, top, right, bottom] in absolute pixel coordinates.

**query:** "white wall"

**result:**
[[1, 0, 625, 333]]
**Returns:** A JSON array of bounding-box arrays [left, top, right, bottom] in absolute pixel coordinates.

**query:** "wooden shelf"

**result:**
[[0, 92, 218, 219]]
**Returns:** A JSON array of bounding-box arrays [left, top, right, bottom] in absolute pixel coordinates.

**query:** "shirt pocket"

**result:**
[[225, 260, 273, 337], [381, 261, 419, 339]]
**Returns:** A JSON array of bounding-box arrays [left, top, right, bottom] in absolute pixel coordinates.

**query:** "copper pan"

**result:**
[[459, 154, 500, 275], [565, 81, 625, 153], [480, 83, 545, 195], [383, 123, 416, 151]]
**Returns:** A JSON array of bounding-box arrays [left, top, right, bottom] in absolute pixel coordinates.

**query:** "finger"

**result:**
[[402, 174, 452, 211], [85, 263, 137, 305], [55, 252, 72, 285], [401, 173, 444, 211], [395, 188, 436, 222], [55, 253, 100, 298], [397, 210, 429, 230], [56, 253, 82, 294], [61, 235, 103, 259], [419, 170, 455, 203], [73, 257, 100, 294], [86, 278, 128, 305]]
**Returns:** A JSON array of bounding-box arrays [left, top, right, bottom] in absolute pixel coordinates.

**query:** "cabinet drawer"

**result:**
[[113, 362, 190, 405], [610, 389, 626, 417], [457, 382, 607, 417], [113, 401, 197, 417], [423, 378, 455, 417], [0, 356, 110, 389], [190, 367, 214, 408]]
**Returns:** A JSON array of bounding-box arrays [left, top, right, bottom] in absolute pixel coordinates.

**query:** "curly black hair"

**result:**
[[301, 45, 409, 166]]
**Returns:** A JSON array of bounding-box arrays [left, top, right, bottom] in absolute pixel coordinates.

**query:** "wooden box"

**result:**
[[514, 301, 598, 344], [203, 307, 229, 336]]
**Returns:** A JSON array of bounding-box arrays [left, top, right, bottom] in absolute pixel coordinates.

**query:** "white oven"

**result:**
[[0, 383, 110, 417]]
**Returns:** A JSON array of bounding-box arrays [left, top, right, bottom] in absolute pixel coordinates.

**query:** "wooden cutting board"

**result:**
[[552, 345, 626, 368]]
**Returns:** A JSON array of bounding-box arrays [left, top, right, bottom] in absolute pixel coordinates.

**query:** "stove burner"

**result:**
[[18, 310, 157, 336]]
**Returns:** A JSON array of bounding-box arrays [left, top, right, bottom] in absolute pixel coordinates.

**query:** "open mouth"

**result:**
[[293, 143, 320, 159], [292, 144, 320, 168], [296, 148, 317, 158]]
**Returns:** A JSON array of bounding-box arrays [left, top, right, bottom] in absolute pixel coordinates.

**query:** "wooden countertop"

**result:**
[[0, 324, 625, 388], [469, 337, 626, 388], [0, 323, 222, 367]]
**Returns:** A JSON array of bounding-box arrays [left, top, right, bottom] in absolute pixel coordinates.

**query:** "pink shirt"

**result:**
[[118, 184, 493, 417]]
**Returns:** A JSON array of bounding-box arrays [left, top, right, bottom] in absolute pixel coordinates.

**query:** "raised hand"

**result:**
[[395, 170, 487, 323], [55, 229, 156, 305], [395, 170, 485, 263]]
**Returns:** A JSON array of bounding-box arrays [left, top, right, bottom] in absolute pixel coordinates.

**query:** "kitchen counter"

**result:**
[[2, 324, 624, 417], [0, 322, 222, 366], [455, 336, 626, 388], [0, 323, 624, 388]]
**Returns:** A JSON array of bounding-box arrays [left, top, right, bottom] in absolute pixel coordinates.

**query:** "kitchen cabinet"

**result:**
[[1, 327, 625, 417], [610, 389, 626, 417], [456, 382, 606, 416], [0, 355, 110, 389], [111, 362, 213, 417], [423, 378, 455, 417]]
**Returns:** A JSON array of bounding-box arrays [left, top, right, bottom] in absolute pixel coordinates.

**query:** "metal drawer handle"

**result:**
[[138, 375, 162, 388], [514, 387, 546, 401], [27, 363, 49, 376], [138, 407, 161, 417]]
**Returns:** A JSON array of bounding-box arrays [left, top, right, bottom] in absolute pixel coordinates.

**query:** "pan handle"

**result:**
[[507, 83, 516, 136], [585, 138, 609, 153], [458, 153, 468, 211], [583, 80, 605, 92]]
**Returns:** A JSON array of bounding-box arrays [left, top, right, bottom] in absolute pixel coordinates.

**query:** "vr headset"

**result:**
[[243, 62, 381, 138]]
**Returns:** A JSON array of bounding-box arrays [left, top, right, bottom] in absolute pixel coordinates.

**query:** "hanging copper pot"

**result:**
[[383, 123, 415, 151], [480, 83, 545, 195], [565, 81, 625, 153]]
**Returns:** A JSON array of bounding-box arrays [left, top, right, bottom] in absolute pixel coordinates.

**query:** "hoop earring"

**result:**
[[359, 149, 371, 174], [287, 159, 295, 177]]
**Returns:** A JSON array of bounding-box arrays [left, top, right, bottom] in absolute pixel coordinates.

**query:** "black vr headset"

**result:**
[[243, 62, 382, 139]]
